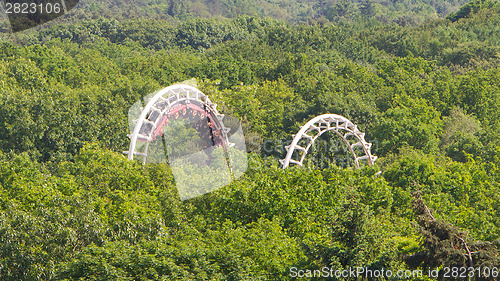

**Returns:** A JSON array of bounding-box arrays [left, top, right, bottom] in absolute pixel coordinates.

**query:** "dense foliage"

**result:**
[[0, 0, 474, 32], [0, 0, 499, 279]]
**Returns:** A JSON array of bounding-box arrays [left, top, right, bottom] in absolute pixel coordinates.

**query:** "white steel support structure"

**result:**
[[280, 114, 377, 169], [125, 84, 229, 164]]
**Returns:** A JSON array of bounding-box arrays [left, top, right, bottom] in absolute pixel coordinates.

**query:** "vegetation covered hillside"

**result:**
[[0, 0, 473, 32], [55, 0, 470, 23], [0, 0, 500, 279]]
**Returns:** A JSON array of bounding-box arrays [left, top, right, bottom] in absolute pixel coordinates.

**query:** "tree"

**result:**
[[446, 0, 498, 22], [406, 191, 500, 280], [373, 96, 443, 156], [440, 107, 484, 162]]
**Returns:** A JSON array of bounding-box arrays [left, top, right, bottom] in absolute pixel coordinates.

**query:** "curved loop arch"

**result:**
[[280, 114, 377, 169], [125, 84, 230, 164]]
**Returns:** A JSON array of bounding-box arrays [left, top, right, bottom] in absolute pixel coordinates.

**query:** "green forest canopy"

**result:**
[[0, 0, 477, 32], [0, 0, 500, 279]]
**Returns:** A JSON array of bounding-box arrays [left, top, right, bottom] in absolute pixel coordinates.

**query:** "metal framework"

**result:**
[[124, 84, 230, 164], [280, 114, 377, 169]]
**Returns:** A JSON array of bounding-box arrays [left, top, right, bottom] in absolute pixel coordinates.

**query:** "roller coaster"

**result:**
[[125, 84, 230, 164], [126, 85, 377, 200], [280, 114, 377, 169]]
